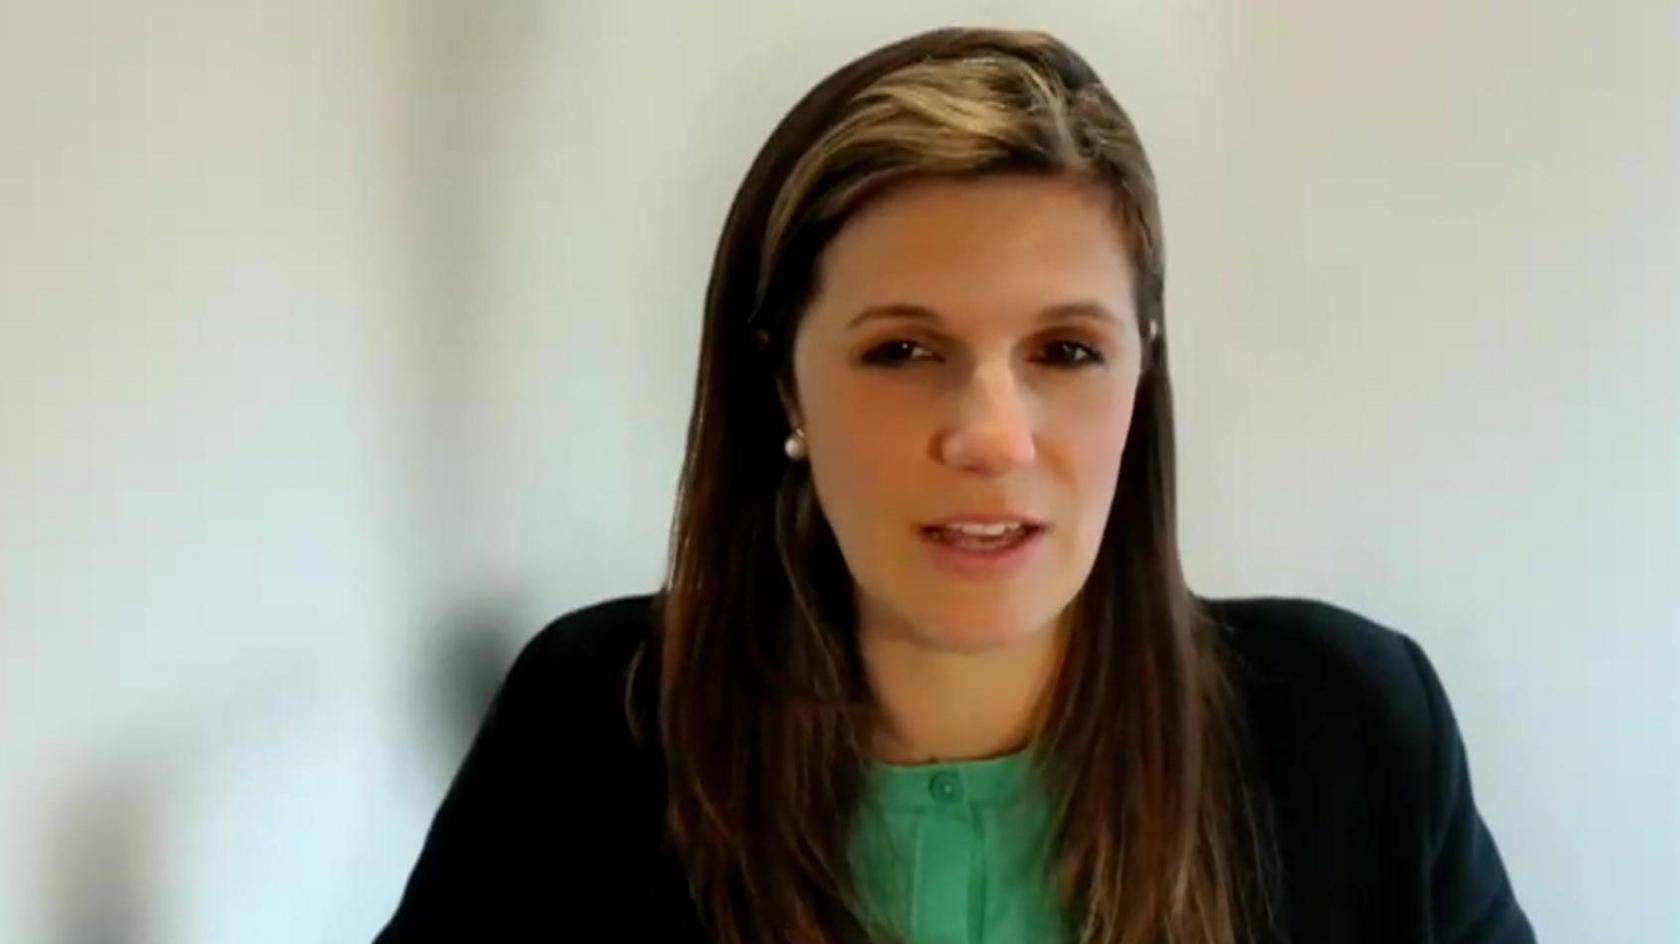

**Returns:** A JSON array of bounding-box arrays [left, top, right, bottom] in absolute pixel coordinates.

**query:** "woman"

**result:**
[[377, 27, 1534, 944]]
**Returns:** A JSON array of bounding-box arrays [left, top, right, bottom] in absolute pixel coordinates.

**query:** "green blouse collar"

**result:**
[[864, 746, 1040, 810]]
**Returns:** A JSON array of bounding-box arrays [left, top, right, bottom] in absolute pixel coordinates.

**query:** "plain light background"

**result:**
[[2, 2, 1675, 942]]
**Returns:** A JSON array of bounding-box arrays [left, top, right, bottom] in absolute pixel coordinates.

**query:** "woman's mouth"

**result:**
[[917, 519, 1049, 578], [920, 520, 1044, 552]]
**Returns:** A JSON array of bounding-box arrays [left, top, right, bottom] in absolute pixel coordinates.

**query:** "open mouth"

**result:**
[[919, 521, 1046, 553]]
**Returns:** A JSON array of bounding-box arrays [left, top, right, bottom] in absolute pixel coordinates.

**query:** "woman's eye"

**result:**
[[859, 339, 1105, 369], [860, 339, 936, 367], [1039, 340, 1105, 367]]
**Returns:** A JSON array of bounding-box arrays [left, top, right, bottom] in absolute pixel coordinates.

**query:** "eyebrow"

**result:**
[[845, 300, 1121, 330]]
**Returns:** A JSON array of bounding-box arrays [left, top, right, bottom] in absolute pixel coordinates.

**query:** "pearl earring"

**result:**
[[783, 428, 807, 461]]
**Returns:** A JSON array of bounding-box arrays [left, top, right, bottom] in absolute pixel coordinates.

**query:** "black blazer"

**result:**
[[375, 594, 1536, 942]]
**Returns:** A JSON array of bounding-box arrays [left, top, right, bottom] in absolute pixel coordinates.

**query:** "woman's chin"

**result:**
[[900, 605, 1063, 654]]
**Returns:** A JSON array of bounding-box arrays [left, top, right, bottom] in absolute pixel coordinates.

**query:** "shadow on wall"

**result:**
[[46, 759, 160, 944], [425, 601, 527, 763], [34, 597, 520, 944]]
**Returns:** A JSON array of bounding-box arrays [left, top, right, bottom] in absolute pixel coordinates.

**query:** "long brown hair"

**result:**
[[649, 27, 1279, 944]]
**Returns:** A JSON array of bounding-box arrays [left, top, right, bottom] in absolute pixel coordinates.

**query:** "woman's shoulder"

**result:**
[[1200, 594, 1441, 798], [454, 589, 664, 781], [1198, 595, 1534, 941], [1200, 594, 1429, 699], [516, 591, 660, 685], [375, 593, 679, 940]]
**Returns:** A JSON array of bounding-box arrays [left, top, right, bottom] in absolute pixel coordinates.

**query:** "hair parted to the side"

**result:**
[[644, 26, 1283, 944]]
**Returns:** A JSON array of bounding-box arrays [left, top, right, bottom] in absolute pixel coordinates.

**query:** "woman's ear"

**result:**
[[775, 379, 802, 430], [756, 329, 802, 428]]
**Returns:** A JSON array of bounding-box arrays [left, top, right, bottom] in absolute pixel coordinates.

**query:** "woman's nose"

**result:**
[[936, 363, 1037, 475]]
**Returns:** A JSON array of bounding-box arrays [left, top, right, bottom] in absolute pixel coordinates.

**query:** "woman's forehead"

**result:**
[[806, 175, 1135, 331]]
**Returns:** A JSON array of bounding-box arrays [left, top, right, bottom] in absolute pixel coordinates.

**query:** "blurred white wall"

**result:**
[[0, 2, 442, 941], [2, 2, 1675, 942]]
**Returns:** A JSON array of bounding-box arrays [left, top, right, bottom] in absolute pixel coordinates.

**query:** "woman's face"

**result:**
[[790, 173, 1144, 654]]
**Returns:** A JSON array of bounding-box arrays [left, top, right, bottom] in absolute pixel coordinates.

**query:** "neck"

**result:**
[[859, 611, 1069, 766]]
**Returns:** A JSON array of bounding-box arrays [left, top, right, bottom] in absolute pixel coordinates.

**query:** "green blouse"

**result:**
[[849, 749, 1071, 943]]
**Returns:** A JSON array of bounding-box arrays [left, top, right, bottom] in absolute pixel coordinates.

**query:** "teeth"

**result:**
[[942, 521, 1024, 536]]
